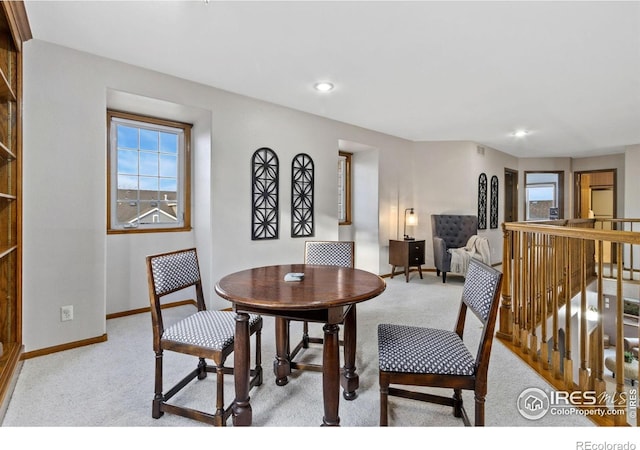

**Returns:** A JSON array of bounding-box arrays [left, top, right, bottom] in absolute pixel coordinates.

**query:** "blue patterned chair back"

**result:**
[[461, 258, 502, 325], [304, 241, 355, 268], [149, 248, 201, 296]]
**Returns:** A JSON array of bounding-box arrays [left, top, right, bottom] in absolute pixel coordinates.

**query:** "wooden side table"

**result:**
[[389, 239, 425, 282]]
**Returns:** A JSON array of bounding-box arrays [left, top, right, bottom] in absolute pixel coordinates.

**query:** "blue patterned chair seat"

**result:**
[[377, 259, 503, 426], [163, 311, 261, 350], [146, 247, 263, 426], [378, 323, 475, 376]]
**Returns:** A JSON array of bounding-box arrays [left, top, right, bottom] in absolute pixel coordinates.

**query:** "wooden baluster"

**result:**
[[630, 221, 635, 281], [512, 231, 521, 347], [540, 234, 549, 371], [564, 237, 574, 390], [613, 244, 627, 425], [552, 235, 562, 380], [593, 240, 607, 406], [521, 232, 530, 354], [498, 225, 513, 340], [529, 233, 538, 363], [579, 239, 590, 391]]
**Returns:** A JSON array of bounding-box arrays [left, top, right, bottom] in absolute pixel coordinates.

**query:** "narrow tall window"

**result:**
[[107, 110, 191, 233], [338, 151, 352, 225]]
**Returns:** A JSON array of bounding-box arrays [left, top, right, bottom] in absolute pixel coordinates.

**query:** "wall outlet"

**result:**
[[60, 305, 73, 321]]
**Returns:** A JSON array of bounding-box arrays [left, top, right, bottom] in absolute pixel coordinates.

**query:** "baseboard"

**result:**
[[18, 300, 240, 361], [22, 334, 108, 360]]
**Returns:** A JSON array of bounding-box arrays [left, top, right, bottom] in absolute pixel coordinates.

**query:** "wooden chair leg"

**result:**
[[254, 327, 263, 386], [152, 352, 164, 419], [475, 393, 486, 426], [380, 374, 389, 426], [302, 321, 310, 348], [197, 357, 207, 380], [215, 365, 226, 426], [453, 388, 463, 417]]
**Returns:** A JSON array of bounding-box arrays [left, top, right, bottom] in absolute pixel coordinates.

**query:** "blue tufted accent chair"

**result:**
[[431, 215, 478, 283]]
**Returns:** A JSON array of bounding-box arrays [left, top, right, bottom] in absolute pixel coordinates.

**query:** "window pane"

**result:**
[[139, 176, 159, 191], [528, 186, 554, 201], [117, 189, 137, 201], [118, 174, 138, 190], [140, 129, 158, 151], [524, 171, 563, 221], [160, 132, 178, 154], [117, 125, 138, 149], [117, 149, 138, 175], [526, 185, 556, 220], [116, 200, 139, 224], [159, 177, 177, 192], [135, 201, 177, 224], [139, 151, 158, 176], [160, 154, 177, 178]]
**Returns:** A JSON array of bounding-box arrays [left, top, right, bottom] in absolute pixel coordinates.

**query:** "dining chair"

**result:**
[[378, 258, 503, 426], [146, 247, 263, 426], [288, 240, 355, 373]]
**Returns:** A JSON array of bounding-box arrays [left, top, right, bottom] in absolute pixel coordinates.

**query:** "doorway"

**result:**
[[504, 168, 518, 223], [574, 169, 616, 264]]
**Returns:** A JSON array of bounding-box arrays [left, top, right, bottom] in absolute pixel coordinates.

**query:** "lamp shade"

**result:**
[[406, 211, 418, 226], [403, 208, 418, 240]]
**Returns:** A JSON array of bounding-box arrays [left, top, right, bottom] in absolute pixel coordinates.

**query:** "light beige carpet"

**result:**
[[4, 271, 634, 445]]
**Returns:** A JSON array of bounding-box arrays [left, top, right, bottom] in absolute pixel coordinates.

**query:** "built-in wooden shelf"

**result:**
[[0, 245, 17, 260], [0, 0, 31, 424], [0, 342, 22, 413], [0, 69, 16, 103], [0, 141, 15, 160]]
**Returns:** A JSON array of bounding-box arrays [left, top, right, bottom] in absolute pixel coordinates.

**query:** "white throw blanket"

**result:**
[[449, 235, 491, 276]]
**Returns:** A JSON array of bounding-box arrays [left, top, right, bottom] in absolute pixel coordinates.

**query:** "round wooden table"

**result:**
[[215, 263, 386, 426]]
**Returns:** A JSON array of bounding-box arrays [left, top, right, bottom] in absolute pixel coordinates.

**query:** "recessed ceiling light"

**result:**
[[314, 82, 334, 92], [513, 130, 529, 138]]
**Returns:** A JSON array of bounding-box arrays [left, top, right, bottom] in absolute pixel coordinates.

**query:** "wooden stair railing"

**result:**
[[498, 219, 640, 426], [594, 218, 640, 282]]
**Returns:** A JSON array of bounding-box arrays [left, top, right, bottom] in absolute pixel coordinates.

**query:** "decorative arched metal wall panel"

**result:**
[[291, 153, 314, 237], [478, 173, 487, 230], [251, 147, 279, 240], [490, 175, 499, 229]]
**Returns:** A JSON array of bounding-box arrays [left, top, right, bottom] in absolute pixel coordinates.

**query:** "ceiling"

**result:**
[[23, 1, 640, 158]]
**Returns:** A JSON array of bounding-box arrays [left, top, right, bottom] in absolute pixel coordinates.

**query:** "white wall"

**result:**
[[22, 39, 637, 353], [21, 40, 414, 352], [624, 145, 640, 219], [410, 141, 517, 267]]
